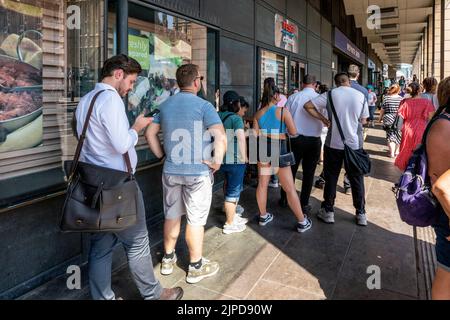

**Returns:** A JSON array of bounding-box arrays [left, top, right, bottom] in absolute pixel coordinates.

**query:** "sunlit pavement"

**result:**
[[20, 123, 435, 300]]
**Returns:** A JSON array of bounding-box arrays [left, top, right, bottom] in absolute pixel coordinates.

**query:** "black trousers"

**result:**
[[322, 146, 366, 214], [280, 135, 321, 207]]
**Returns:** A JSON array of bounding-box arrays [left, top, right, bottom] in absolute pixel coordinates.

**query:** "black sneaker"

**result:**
[[297, 216, 312, 233], [315, 178, 325, 189]]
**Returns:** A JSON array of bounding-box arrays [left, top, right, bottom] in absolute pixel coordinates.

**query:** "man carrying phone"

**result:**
[[146, 64, 227, 284], [75, 54, 183, 300]]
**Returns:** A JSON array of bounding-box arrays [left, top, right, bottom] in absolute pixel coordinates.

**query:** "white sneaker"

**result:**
[[234, 214, 248, 225], [186, 258, 219, 284], [223, 222, 246, 235], [356, 214, 368, 226], [317, 208, 335, 224], [161, 252, 177, 275]]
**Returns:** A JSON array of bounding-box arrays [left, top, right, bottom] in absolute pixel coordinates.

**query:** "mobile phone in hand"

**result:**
[[145, 109, 160, 117]]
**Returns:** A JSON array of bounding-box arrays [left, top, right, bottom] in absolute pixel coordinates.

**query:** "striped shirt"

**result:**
[[382, 94, 403, 114]]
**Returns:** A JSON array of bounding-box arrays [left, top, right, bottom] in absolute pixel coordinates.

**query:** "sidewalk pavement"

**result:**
[[20, 124, 434, 300]]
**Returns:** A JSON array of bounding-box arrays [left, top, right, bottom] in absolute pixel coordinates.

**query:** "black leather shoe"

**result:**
[[158, 287, 184, 300], [278, 198, 288, 208]]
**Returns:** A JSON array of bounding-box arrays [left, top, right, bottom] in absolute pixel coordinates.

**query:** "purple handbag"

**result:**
[[395, 114, 449, 227]]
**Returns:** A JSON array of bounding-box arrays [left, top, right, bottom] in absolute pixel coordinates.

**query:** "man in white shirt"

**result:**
[[279, 75, 324, 215], [76, 54, 183, 300], [304, 73, 370, 226]]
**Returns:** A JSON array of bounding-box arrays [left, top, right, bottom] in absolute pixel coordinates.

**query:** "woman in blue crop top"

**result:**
[[252, 78, 312, 233]]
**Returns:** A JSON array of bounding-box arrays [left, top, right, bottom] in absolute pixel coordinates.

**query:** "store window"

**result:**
[[108, 2, 218, 162], [0, 0, 105, 208], [260, 49, 288, 96], [290, 60, 306, 91]]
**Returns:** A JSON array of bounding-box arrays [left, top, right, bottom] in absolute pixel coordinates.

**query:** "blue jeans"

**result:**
[[88, 186, 163, 300], [369, 106, 377, 121], [434, 209, 450, 272], [220, 164, 246, 202]]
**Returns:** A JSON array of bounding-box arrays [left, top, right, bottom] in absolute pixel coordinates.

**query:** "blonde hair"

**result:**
[[388, 84, 401, 95]]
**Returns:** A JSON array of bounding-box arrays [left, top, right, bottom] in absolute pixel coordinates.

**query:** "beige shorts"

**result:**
[[162, 173, 213, 226]]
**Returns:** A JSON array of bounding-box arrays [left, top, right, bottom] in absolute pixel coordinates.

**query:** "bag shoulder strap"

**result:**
[[422, 112, 450, 146], [328, 90, 347, 145], [279, 107, 292, 151], [69, 89, 133, 181]]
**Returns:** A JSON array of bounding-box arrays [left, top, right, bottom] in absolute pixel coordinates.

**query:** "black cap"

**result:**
[[223, 90, 240, 105]]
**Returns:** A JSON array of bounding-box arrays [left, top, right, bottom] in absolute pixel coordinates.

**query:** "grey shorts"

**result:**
[[162, 173, 213, 226]]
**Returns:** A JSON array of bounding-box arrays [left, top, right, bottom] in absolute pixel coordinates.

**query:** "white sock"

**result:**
[[299, 219, 308, 226], [261, 213, 269, 219]]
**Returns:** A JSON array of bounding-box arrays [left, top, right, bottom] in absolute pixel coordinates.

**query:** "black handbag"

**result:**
[[278, 107, 296, 168], [60, 90, 139, 233], [328, 91, 371, 176]]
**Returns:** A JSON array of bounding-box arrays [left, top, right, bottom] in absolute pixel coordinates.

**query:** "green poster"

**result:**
[[128, 34, 150, 70]]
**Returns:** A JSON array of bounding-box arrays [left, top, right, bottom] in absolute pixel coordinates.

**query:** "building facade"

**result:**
[[0, 0, 380, 298]]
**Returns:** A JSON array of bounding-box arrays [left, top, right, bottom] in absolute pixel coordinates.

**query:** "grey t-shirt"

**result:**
[[311, 87, 369, 150], [153, 92, 222, 176]]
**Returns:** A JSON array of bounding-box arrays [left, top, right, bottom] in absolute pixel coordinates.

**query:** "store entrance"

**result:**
[[290, 60, 306, 92]]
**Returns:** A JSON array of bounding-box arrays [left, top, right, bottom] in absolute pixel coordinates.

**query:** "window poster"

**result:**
[[0, 0, 43, 153]]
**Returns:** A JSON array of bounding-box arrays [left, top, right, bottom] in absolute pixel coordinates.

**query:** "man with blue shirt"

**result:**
[[76, 54, 183, 300], [146, 64, 227, 284]]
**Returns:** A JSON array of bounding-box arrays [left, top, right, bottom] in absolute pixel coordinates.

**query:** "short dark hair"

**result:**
[[422, 77, 438, 94], [334, 73, 349, 87], [100, 54, 142, 80], [303, 74, 316, 85], [239, 96, 249, 109], [176, 64, 199, 88]]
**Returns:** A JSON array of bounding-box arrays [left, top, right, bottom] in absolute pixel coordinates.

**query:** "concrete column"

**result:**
[[443, 0, 450, 79], [116, 0, 128, 55], [435, 0, 442, 81]]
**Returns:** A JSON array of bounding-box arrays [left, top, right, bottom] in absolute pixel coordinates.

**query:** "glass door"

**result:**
[[290, 60, 306, 91]]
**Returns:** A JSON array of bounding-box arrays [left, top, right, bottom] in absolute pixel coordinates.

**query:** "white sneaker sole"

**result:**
[[186, 266, 220, 284], [317, 214, 335, 224], [223, 225, 246, 235]]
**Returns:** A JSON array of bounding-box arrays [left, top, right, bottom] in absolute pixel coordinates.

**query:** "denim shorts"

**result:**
[[434, 209, 450, 272], [220, 164, 246, 203]]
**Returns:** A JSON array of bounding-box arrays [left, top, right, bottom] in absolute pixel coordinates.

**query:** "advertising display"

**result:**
[[0, 1, 43, 153], [275, 14, 298, 54]]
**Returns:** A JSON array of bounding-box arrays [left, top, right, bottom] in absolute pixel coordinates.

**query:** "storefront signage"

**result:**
[[275, 14, 298, 54], [128, 34, 150, 70], [368, 59, 376, 70], [334, 28, 366, 65]]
